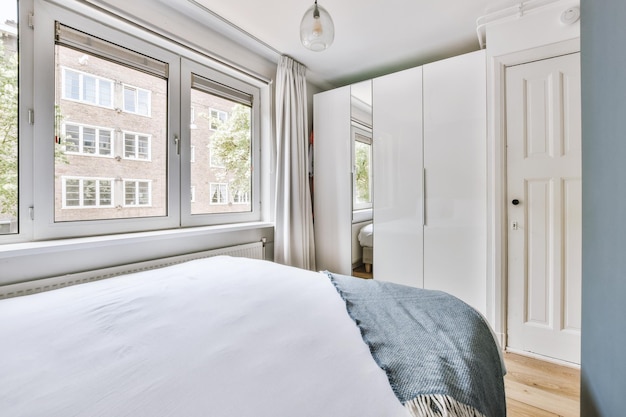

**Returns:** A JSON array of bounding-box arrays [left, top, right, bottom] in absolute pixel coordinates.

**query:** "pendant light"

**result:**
[[300, 0, 334, 51]]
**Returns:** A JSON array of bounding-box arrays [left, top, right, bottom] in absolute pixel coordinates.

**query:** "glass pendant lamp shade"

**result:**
[[300, 0, 334, 51]]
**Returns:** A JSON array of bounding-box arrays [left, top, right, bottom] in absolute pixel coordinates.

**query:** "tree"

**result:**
[[354, 142, 371, 203], [0, 43, 18, 219], [207, 104, 252, 200]]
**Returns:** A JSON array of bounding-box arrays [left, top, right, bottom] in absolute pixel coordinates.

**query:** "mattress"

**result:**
[[358, 222, 373, 247], [0, 256, 408, 417]]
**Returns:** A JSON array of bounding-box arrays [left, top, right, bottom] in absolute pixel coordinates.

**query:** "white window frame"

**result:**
[[3, 0, 265, 244], [209, 108, 228, 131], [233, 189, 250, 204], [352, 123, 373, 211], [123, 179, 152, 207], [209, 183, 228, 205], [190, 185, 196, 203], [61, 176, 114, 208], [123, 131, 152, 161], [123, 84, 152, 117], [63, 123, 114, 157], [61, 67, 114, 109]]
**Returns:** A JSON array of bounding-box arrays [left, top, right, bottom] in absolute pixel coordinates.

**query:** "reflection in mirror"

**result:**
[[350, 81, 373, 279]]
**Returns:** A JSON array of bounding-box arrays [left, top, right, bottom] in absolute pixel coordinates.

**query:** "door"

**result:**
[[373, 66, 424, 287], [506, 53, 581, 364]]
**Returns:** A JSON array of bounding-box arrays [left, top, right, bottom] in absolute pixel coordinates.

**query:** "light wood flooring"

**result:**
[[504, 352, 580, 417]]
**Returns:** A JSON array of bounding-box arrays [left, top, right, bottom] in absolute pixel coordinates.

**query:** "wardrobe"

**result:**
[[314, 50, 486, 315]]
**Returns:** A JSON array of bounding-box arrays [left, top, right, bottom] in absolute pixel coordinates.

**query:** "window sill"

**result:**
[[0, 222, 274, 259]]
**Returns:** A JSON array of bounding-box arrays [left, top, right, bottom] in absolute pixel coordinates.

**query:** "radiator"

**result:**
[[0, 241, 266, 300]]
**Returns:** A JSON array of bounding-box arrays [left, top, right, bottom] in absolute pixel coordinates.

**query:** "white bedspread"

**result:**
[[0, 256, 409, 417]]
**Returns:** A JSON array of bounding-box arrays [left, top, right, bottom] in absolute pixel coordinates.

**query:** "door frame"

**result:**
[[486, 38, 580, 351]]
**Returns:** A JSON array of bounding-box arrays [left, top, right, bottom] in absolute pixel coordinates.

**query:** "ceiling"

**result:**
[[168, 0, 515, 87]]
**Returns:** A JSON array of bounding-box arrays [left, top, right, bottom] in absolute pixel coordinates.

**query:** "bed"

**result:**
[[358, 222, 374, 272], [0, 255, 505, 417]]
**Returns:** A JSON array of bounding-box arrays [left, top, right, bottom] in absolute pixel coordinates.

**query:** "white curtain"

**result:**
[[274, 56, 316, 270]]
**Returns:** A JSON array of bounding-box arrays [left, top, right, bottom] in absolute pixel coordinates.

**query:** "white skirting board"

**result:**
[[0, 241, 265, 300]]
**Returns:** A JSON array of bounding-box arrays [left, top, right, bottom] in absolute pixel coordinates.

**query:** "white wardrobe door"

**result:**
[[423, 50, 487, 315], [313, 87, 353, 275], [373, 66, 424, 287]]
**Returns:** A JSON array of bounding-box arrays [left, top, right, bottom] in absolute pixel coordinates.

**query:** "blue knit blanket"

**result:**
[[326, 272, 506, 417]]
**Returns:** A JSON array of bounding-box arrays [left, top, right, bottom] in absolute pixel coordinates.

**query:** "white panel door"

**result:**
[[506, 53, 581, 364], [423, 51, 487, 316], [313, 87, 353, 275], [373, 67, 424, 287]]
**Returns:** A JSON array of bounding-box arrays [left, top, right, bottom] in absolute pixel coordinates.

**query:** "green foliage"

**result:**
[[354, 142, 371, 203], [208, 104, 252, 198], [0, 44, 18, 218]]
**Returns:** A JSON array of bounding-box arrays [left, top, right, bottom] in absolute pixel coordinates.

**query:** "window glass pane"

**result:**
[[0, 2, 18, 235], [55, 43, 167, 222], [138, 89, 150, 116], [99, 130, 112, 155], [65, 124, 80, 152], [82, 75, 96, 104], [64, 69, 79, 100], [83, 127, 96, 154], [98, 79, 112, 107], [123, 86, 136, 113], [191, 84, 251, 215], [354, 140, 372, 205]]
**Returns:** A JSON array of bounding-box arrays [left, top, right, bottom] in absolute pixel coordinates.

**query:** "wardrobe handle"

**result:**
[[423, 168, 427, 226]]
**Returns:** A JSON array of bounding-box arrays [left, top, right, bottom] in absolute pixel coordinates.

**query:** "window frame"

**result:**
[[123, 131, 152, 161], [61, 176, 115, 209], [122, 83, 152, 117], [123, 179, 152, 207], [61, 67, 114, 109], [179, 58, 261, 227], [352, 123, 374, 211], [2, 0, 265, 244], [63, 123, 114, 157]]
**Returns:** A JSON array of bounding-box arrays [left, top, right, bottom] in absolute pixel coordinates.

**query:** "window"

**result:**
[[5, 5, 263, 242], [209, 108, 227, 130], [63, 124, 113, 156], [233, 190, 250, 204], [353, 125, 373, 210], [190, 186, 196, 202], [210, 183, 228, 204], [124, 133, 151, 160], [123, 85, 151, 116], [62, 177, 113, 208], [53, 24, 167, 224], [124, 180, 151, 206], [62, 68, 114, 108], [0, 1, 18, 235], [188, 70, 254, 217]]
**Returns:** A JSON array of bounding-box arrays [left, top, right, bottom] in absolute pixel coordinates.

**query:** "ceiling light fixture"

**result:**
[[300, 0, 334, 52]]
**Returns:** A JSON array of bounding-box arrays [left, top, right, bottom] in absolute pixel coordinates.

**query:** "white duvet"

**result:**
[[0, 256, 409, 417]]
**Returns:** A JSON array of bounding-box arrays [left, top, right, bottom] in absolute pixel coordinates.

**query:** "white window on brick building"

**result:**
[[63, 124, 113, 156], [124, 180, 151, 206], [233, 190, 250, 204], [209, 108, 227, 130], [210, 183, 228, 205], [123, 85, 151, 117], [123, 133, 151, 160], [62, 68, 113, 108], [62, 177, 113, 208]]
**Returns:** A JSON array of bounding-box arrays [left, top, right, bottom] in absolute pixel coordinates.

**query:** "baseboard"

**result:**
[[505, 347, 581, 369]]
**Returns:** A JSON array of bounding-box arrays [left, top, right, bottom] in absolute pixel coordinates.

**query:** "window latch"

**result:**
[[174, 134, 181, 155]]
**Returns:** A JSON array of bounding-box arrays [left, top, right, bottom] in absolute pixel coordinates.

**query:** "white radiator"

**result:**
[[0, 241, 266, 300]]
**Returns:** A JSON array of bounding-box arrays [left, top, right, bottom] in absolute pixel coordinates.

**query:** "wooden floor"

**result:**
[[352, 265, 373, 279], [504, 352, 580, 417]]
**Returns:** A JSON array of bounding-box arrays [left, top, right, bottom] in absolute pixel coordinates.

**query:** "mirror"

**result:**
[[350, 81, 373, 278]]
